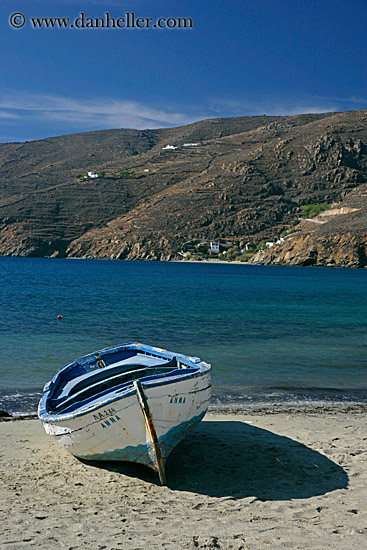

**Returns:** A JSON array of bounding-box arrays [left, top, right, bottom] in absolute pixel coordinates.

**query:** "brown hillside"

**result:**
[[0, 110, 366, 262]]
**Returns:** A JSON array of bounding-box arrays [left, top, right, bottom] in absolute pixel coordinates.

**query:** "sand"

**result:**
[[1, 408, 366, 549]]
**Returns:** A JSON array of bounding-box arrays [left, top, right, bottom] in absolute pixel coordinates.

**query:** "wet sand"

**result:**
[[1, 408, 366, 549]]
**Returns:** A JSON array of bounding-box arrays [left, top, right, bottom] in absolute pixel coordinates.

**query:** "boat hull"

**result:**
[[41, 370, 211, 471]]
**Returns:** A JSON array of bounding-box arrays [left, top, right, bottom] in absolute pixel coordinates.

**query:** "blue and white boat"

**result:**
[[38, 343, 211, 484]]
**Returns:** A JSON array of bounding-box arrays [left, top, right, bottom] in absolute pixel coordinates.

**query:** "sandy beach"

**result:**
[[1, 408, 366, 549]]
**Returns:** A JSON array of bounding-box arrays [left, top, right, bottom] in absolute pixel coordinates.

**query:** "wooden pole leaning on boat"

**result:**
[[133, 379, 167, 486]]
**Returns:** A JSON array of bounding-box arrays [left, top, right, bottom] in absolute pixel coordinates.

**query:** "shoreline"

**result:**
[[1, 409, 366, 549], [173, 258, 250, 265], [2, 402, 367, 422], [3, 383, 367, 418], [3, 255, 367, 270]]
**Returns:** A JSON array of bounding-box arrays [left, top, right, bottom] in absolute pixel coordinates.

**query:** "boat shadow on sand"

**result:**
[[86, 420, 348, 500]]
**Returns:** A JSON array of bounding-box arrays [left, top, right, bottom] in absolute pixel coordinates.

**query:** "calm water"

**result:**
[[1, 257, 367, 413]]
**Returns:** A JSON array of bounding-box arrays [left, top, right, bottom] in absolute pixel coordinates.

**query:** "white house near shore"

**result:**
[[266, 237, 286, 249], [209, 242, 220, 253]]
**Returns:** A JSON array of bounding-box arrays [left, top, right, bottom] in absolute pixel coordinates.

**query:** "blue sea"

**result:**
[[1, 257, 367, 414]]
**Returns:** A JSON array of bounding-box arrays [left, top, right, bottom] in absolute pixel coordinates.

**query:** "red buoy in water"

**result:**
[[57, 315, 63, 320]]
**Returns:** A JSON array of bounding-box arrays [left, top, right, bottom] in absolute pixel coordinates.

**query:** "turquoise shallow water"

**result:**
[[1, 257, 367, 413]]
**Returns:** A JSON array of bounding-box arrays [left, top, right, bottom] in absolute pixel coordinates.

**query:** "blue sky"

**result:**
[[1, 0, 366, 142]]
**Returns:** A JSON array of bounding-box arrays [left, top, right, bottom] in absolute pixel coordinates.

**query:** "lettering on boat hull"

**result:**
[[101, 414, 121, 428]]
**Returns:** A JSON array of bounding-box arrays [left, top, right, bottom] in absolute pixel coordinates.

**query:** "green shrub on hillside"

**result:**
[[225, 246, 241, 260], [301, 204, 328, 218], [255, 240, 268, 251], [119, 170, 136, 178]]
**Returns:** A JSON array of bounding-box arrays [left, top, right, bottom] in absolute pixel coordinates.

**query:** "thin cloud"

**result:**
[[2, 89, 364, 143], [208, 97, 342, 117], [210, 93, 367, 118], [0, 90, 200, 130], [309, 94, 367, 107], [0, 110, 20, 120]]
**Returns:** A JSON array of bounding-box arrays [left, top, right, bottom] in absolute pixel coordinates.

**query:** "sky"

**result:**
[[1, 0, 366, 142]]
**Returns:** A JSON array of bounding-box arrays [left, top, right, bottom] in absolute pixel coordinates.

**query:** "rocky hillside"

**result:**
[[0, 109, 367, 264], [250, 183, 367, 268]]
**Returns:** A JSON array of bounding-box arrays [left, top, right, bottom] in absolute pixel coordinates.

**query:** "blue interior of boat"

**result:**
[[46, 351, 199, 415], [59, 353, 163, 398]]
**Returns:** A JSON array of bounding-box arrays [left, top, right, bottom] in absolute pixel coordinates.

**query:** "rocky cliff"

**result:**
[[1, 109, 367, 265], [250, 232, 367, 268], [249, 182, 367, 268]]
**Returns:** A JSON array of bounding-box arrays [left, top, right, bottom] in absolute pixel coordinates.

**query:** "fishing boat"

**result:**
[[38, 342, 211, 484]]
